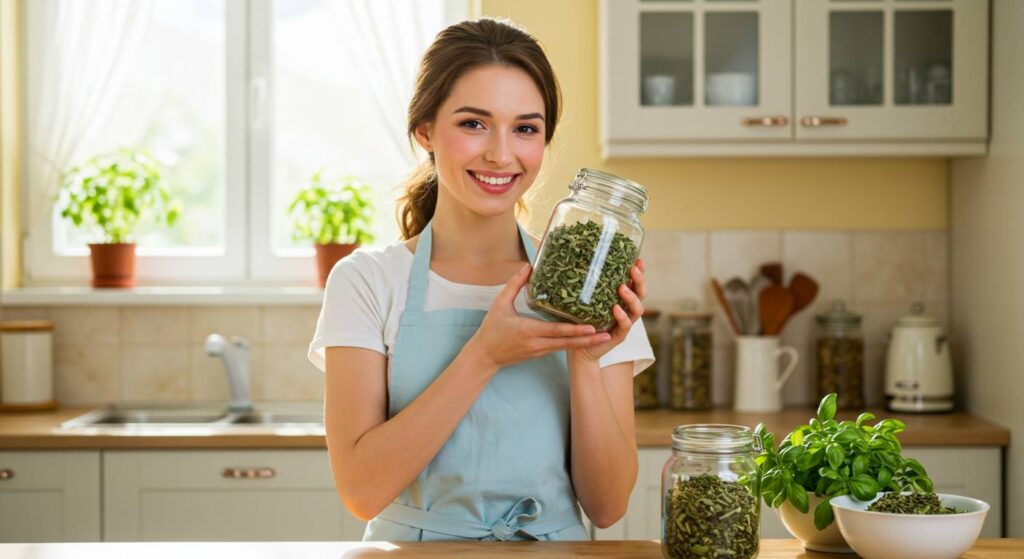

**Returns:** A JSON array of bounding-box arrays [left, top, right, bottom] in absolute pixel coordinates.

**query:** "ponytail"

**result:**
[[396, 158, 439, 240]]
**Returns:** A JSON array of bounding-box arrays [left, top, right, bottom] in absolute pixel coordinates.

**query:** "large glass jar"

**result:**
[[815, 300, 864, 410], [527, 168, 648, 332], [669, 306, 713, 410], [635, 309, 662, 409], [662, 424, 761, 559]]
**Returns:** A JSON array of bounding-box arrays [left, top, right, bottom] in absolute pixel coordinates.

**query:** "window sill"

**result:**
[[1, 286, 325, 306]]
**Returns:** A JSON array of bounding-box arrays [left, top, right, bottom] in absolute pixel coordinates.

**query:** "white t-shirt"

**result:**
[[308, 241, 656, 378]]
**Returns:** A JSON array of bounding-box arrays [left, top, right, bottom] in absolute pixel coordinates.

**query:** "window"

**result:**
[[22, 0, 465, 285]]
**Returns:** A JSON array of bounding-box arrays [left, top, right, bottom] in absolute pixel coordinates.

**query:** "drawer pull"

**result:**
[[222, 467, 276, 479], [0, 469, 14, 480], [741, 116, 789, 127], [800, 116, 848, 127]]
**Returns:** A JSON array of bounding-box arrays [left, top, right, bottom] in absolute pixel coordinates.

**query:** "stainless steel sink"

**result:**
[[59, 403, 324, 432]]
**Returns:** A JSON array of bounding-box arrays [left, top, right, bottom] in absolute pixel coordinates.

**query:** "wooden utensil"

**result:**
[[760, 262, 784, 286], [788, 272, 820, 314], [759, 285, 795, 336], [711, 278, 742, 336]]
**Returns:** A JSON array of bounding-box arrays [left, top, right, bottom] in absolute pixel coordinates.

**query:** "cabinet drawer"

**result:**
[[0, 451, 101, 542]]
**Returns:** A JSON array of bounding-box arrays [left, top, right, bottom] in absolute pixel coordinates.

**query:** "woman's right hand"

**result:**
[[468, 263, 612, 370]]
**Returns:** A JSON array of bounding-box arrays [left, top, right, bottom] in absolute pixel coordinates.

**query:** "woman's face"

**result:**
[[415, 64, 547, 218]]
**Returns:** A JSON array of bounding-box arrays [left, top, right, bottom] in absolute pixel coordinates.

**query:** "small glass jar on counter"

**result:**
[[634, 309, 662, 410], [527, 168, 648, 332], [662, 424, 761, 559], [815, 300, 865, 410], [669, 306, 713, 410]]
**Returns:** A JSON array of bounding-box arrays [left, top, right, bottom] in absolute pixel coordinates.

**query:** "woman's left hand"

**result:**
[[567, 258, 646, 365]]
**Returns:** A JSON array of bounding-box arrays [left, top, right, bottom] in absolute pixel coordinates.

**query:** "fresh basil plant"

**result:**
[[747, 393, 934, 530], [288, 171, 375, 245]]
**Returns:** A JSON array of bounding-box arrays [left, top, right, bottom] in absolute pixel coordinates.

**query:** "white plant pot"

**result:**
[[777, 492, 854, 553]]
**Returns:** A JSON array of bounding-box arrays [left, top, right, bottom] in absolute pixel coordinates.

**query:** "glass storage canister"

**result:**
[[669, 307, 713, 410], [527, 168, 648, 332], [662, 424, 761, 559], [634, 309, 662, 410], [815, 300, 864, 410]]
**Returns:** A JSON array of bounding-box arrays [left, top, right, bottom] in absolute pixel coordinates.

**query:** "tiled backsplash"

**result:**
[[642, 229, 949, 408], [1, 229, 948, 408]]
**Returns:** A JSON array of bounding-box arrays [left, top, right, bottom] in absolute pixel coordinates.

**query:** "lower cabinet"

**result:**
[[594, 446, 1004, 541], [103, 450, 366, 542], [0, 451, 101, 542]]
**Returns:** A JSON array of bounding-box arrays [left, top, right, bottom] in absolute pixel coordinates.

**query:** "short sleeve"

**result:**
[[308, 251, 389, 372], [598, 317, 656, 376]]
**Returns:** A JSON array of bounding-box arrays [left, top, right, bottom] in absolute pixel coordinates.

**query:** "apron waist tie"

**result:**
[[377, 497, 582, 541]]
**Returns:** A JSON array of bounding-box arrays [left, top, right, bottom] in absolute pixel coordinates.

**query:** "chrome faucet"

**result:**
[[204, 334, 253, 413]]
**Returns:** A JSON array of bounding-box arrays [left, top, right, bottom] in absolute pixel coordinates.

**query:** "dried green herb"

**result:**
[[670, 329, 712, 410], [528, 220, 639, 331], [866, 492, 962, 515], [663, 474, 759, 559]]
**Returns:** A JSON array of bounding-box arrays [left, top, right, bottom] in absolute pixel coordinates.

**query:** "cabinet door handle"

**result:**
[[800, 116, 848, 127], [221, 467, 276, 479], [741, 116, 789, 127], [0, 469, 14, 480]]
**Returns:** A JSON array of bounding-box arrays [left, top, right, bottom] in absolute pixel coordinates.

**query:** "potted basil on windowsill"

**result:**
[[288, 171, 375, 287], [56, 148, 181, 288], [750, 393, 935, 553]]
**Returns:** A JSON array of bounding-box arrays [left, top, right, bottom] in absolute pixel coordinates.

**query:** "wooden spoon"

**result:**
[[711, 278, 742, 336], [759, 285, 795, 336], [760, 262, 784, 286], [789, 272, 820, 314]]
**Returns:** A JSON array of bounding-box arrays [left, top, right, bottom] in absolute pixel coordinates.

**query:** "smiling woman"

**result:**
[[310, 17, 655, 543]]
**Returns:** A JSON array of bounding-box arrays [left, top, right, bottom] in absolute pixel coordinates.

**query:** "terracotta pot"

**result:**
[[314, 243, 358, 287], [778, 492, 854, 553], [88, 243, 136, 288]]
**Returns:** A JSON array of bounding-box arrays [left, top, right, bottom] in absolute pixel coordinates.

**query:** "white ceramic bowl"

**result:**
[[706, 72, 756, 106], [831, 493, 989, 559]]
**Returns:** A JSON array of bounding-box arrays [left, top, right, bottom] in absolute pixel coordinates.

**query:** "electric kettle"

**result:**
[[885, 302, 953, 412]]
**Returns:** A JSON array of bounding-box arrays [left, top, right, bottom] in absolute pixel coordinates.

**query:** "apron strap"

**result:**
[[405, 220, 537, 313], [377, 498, 582, 541]]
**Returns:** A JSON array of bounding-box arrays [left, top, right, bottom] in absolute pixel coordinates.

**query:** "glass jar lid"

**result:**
[[671, 424, 760, 454], [815, 300, 861, 326], [670, 299, 711, 323], [569, 168, 649, 213]]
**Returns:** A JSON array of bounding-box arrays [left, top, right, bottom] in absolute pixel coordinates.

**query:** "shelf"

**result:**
[[0, 286, 324, 306]]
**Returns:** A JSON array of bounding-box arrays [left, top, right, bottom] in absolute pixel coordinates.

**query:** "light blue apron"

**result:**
[[363, 220, 588, 542]]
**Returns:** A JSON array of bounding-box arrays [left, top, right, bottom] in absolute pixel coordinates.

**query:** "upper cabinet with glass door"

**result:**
[[600, 0, 989, 157], [795, 0, 988, 147], [601, 0, 792, 156]]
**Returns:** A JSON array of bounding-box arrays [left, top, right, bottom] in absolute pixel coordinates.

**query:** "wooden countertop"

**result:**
[[0, 540, 1020, 558], [0, 406, 1010, 449]]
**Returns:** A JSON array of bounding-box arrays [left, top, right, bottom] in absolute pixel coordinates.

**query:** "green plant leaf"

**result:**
[[826, 444, 845, 470], [817, 393, 837, 422], [813, 497, 835, 530], [788, 481, 809, 513]]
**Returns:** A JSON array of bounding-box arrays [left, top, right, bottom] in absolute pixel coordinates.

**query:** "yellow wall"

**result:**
[[477, 0, 949, 233], [1, 0, 21, 289]]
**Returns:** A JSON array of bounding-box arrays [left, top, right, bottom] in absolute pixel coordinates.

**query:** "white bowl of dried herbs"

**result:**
[[831, 492, 989, 559]]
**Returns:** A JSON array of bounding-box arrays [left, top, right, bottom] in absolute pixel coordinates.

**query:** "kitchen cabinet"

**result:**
[[600, 0, 989, 157], [0, 451, 101, 542], [103, 450, 365, 542], [593, 446, 1003, 541]]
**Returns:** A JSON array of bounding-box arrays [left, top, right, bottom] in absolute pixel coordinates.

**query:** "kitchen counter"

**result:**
[[0, 540, 1021, 558], [0, 406, 1010, 449]]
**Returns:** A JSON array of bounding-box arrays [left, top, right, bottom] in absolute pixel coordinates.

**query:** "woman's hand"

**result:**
[[468, 264, 612, 370], [567, 258, 647, 366]]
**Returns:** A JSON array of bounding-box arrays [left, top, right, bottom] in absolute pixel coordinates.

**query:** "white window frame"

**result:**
[[21, 0, 467, 286]]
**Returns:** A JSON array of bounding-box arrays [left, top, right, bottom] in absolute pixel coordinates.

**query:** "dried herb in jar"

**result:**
[[528, 220, 639, 330], [664, 474, 759, 559], [867, 492, 962, 515]]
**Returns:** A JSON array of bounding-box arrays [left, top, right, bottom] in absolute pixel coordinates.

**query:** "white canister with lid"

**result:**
[[0, 321, 57, 411], [884, 302, 953, 413]]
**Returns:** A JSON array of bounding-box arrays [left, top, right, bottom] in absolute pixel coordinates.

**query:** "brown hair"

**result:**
[[396, 18, 562, 240]]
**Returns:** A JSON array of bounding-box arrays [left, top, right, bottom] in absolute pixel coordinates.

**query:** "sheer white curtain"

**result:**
[[328, 0, 446, 166], [26, 0, 153, 228]]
